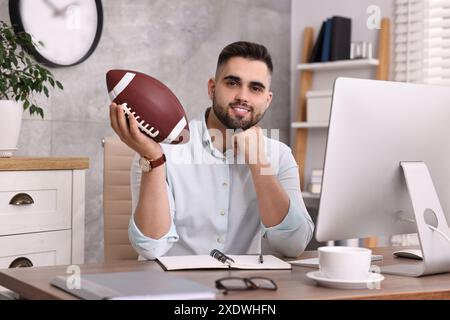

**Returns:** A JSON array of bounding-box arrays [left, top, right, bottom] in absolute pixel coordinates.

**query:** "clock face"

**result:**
[[9, 0, 103, 67]]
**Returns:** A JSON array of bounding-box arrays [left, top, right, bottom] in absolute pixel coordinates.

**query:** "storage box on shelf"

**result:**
[[306, 90, 332, 123]]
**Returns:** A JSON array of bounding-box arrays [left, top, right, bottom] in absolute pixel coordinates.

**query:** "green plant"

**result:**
[[0, 20, 63, 118]]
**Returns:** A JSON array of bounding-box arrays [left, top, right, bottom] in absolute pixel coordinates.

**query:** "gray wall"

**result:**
[[0, 0, 291, 262]]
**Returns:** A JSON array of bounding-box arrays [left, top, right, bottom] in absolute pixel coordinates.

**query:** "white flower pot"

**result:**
[[0, 100, 23, 158]]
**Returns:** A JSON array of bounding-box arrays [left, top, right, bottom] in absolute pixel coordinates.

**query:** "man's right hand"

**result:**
[[109, 102, 163, 159], [110, 102, 171, 240]]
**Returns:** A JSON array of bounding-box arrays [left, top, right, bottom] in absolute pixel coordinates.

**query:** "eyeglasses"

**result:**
[[215, 276, 277, 294]]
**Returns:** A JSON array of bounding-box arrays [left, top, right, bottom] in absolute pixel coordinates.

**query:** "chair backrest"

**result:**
[[103, 137, 138, 262]]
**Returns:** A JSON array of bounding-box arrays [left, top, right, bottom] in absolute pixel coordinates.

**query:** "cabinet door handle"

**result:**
[[9, 193, 34, 205], [9, 257, 33, 268]]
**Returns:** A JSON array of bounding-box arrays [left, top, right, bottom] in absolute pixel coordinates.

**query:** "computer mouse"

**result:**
[[393, 249, 423, 260]]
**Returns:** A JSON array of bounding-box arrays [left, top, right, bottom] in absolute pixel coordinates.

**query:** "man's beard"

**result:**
[[212, 96, 265, 130]]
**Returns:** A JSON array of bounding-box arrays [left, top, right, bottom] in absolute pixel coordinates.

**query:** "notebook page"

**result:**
[[157, 255, 228, 270], [228, 255, 292, 270]]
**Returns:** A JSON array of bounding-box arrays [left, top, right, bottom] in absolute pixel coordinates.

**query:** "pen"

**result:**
[[259, 254, 264, 264], [210, 249, 235, 264]]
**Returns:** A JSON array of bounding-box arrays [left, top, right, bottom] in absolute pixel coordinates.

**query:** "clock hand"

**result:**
[[42, 0, 60, 14], [53, 2, 80, 17], [43, 0, 79, 17]]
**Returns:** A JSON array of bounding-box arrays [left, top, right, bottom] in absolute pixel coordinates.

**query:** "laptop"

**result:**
[[51, 270, 217, 300]]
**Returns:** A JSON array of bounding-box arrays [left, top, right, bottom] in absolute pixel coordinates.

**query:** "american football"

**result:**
[[106, 69, 189, 144]]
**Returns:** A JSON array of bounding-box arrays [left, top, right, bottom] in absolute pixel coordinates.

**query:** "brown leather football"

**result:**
[[106, 69, 189, 144]]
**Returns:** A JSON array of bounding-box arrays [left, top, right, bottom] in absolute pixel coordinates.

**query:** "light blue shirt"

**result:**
[[129, 109, 314, 259]]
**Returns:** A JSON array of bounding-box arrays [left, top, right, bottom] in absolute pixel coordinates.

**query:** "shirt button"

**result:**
[[219, 209, 226, 216], [222, 182, 228, 187], [217, 236, 225, 244]]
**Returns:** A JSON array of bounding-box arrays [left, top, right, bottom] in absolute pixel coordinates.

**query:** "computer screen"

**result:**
[[315, 77, 450, 243]]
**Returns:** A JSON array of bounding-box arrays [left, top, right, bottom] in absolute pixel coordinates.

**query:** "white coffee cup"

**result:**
[[318, 246, 372, 281]]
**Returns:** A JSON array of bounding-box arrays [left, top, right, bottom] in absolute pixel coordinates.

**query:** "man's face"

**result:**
[[208, 57, 273, 130]]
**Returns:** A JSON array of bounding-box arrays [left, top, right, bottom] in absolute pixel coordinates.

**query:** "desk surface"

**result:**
[[0, 157, 89, 171], [1, 247, 449, 300]]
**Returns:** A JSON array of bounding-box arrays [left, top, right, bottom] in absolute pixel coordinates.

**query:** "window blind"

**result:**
[[395, 0, 450, 85]]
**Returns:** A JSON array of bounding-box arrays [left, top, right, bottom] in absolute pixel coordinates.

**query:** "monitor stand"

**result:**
[[381, 162, 450, 277]]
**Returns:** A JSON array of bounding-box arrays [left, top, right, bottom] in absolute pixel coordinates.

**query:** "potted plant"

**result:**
[[0, 20, 63, 157]]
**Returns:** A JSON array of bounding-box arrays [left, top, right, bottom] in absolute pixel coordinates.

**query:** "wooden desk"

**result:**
[[0, 247, 449, 300]]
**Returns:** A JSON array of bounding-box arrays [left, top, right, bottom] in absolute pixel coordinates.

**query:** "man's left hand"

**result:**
[[233, 126, 269, 168]]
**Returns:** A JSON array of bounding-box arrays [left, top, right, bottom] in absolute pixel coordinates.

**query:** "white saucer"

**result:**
[[306, 271, 384, 290]]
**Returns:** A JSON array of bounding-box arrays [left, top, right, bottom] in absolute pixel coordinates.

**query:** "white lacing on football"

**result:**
[[121, 103, 160, 138]]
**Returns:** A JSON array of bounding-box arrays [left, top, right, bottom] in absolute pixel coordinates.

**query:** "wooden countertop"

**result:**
[[0, 157, 89, 171]]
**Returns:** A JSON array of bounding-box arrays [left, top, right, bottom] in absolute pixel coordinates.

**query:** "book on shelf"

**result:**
[[309, 20, 325, 62], [308, 183, 322, 194], [309, 16, 352, 63], [308, 168, 323, 194], [330, 16, 352, 61], [321, 18, 332, 62], [311, 176, 323, 183], [311, 168, 323, 177]]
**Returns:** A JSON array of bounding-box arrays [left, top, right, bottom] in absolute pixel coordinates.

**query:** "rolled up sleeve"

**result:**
[[262, 145, 314, 258], [128, 155, 179, 260]]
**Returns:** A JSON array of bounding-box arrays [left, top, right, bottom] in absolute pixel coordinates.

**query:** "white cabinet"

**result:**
[[0, 171, 72, 235], [0, 158, 89, 269], [0, 230, 72, 268]]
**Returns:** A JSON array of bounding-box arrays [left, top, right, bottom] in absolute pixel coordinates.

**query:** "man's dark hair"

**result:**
[[217, 41, 273, 74]]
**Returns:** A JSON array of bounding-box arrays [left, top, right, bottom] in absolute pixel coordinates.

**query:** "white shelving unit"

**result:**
[[291, 11, 391, 249], [293, 56, 386, 210], [291, 121, 328, 129], [292, 59, 381, 208], [296, 58, 379, 71], [302, 192, 320, 199]]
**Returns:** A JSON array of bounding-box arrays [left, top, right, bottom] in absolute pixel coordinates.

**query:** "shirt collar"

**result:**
[[200, 108, 234, 160], [200, 108, 213, 149]]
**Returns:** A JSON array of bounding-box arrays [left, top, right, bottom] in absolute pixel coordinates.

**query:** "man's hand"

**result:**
[[110, 102, 171, 240], [233, 126, 269, 168], [109, 102, 162, 159], [235, 127, 288, 228]]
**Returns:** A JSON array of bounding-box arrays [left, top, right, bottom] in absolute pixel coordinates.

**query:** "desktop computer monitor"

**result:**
[[315, 77, 450, 276]]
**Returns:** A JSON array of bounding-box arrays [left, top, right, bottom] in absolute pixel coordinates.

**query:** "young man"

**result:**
[[109, 41, 314, 259]]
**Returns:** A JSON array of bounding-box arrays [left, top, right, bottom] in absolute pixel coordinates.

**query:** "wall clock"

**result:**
[[9, 0, 103, 67]]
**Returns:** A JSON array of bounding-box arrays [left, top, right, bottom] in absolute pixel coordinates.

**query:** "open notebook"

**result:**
[[157, 254, 292, 271]]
